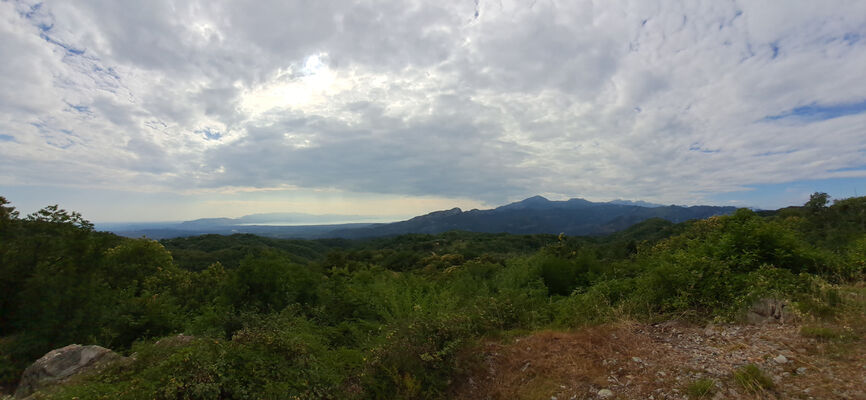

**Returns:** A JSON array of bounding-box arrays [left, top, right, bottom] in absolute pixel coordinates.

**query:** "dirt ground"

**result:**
[[452, 320, 866, 400]]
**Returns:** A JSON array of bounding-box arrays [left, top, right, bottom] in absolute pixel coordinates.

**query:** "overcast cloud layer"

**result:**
[[1, 0, 866, 220]]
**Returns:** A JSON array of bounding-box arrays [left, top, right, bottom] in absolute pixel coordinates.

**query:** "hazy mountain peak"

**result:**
[[608, 199, 665, 208], [498, 195, 552, 210], [408, 207, 463, 221], [523, 195, 550, 202]]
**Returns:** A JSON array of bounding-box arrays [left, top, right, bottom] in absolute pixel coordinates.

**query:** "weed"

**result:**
[[733, 364, 774, 394], [800, 325, 846, 341], [686, 378, 716, 399]]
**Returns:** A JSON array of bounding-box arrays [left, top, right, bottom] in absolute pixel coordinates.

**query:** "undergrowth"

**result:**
[[2, 195, 866, 399]]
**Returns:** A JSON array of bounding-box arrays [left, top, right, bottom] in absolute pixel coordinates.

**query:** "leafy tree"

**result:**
[[806, 192, 830, 213], [222, 253, 319, 313], [0, 196, 18, 223]]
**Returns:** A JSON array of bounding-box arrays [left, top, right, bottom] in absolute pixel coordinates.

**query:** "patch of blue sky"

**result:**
[[45, 140, 72, 149], [197, 128, 222, 141], [763, 99, 866, 123], [709, 177, 866, 210], [689, 144, 719, 154], [756, 149, 797, 157], [39, 33, 84, 55], [770, 41, 780, 59], [843, 32, 861, 45], [0, 134, 15, 142], [93, 66, 120, 79], [829, 165, 866, 173], [20, 2, 43, 19], [29, 121, 48, 132], [67, 104, 91, 114]]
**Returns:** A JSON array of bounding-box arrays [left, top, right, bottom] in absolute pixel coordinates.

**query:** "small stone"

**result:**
[[773, 355, 788, 364], [598, 389, 614, 398], [632, 357, 643, 363], [796, 367, 807, 375]]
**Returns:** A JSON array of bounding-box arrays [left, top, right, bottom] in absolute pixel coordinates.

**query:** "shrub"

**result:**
[[733, 364, 774, 394], [362, 313, 474, 399], [686, 378, 716, 399]]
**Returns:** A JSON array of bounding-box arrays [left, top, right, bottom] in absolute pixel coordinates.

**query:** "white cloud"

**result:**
[[1, 0, 865, 219]]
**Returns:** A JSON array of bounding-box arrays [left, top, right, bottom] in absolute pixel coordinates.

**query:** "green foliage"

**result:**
[[733, 364, 774, 394], [362, 314, 473, 399], [799, 324, 854, 341], [48, 310, 359, 400], [806, 192, 830, 213], [3, 195, 866, 398], [162, 233, 335, 271], [537, 251, 603, 296], [686, 378, 716, 399], [0, 196, 18, 224], [221, 253, 320, 313]]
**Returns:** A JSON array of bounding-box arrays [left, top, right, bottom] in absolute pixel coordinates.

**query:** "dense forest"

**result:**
[[1, 194, 865, 399]]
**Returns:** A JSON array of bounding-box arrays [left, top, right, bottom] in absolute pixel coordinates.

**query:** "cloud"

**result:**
[[1, 0, 866, 214]]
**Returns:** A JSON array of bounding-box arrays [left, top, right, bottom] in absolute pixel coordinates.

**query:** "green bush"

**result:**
[[686, 378, 716, 399], [362, 313, 473, 399], [733, 364, 774, 394]]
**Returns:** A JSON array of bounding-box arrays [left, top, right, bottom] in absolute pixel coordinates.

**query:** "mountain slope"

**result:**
[[104, 196, 737, 239], [330, 196, 736, 238]]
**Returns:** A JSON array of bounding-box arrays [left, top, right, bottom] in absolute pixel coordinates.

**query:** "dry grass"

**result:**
[[451, 289, 866, 399], [452, 322, 658, 399]]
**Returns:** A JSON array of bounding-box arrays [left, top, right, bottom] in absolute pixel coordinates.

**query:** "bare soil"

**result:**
[[452, 320, 866, 399]]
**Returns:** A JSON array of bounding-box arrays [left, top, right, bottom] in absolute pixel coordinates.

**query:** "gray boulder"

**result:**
[[746, 298, 796, 325], [15, 344, 123, 398]]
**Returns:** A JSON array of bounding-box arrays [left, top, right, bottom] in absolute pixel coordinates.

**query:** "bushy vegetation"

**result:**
[[733, 364, 775, 394], [686, 378, 716, 399], [1, 193, 864, 398]]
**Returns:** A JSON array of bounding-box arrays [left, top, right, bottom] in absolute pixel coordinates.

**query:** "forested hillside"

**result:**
[[1, 194, 865, 399]]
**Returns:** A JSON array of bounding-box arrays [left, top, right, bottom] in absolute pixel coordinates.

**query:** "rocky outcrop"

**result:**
[[14, 344, 124, 399], [746, 298, 796, 325]]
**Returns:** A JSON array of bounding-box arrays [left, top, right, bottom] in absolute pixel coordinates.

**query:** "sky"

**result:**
[[1, 0, 865, 222]]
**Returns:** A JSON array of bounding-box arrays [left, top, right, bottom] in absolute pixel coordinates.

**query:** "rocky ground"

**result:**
[[452, 319, 866, 400]]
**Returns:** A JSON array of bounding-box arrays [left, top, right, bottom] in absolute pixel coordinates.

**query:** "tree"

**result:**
[[25, 204, 93, 231], [0, 196, 18, 222], [806, 192, 830, 213]]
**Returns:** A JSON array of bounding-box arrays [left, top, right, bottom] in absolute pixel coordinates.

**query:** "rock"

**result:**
[[154, 333, 195, 347], [796, 367, 808, 375], [632, 356, 643, 363], [773, 355, 788, 364], [746, 298, 796, 324], [597, 388, 614, 398], [15, 344, 124, 399]]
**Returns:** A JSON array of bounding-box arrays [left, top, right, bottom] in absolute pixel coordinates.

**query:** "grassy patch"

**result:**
[[686, 378, 716, 399], [800, 324, 848, 341], [733, 364, 774, 394]]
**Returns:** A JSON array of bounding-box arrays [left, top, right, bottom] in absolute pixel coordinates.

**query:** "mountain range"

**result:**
[[103, 196, 737, 239]]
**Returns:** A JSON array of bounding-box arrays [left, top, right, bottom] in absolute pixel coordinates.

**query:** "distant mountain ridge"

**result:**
[[178, 212, 381, 228], [105, 196, 737, 239], [607, 199, 665, 208], [328, 196, 736, 238]]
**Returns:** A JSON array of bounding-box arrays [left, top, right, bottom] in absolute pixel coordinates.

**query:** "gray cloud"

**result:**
[[1, 0, 866, 209]]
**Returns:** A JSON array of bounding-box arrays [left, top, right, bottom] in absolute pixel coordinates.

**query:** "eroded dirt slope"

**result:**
[[453, 320, 866, 400]]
